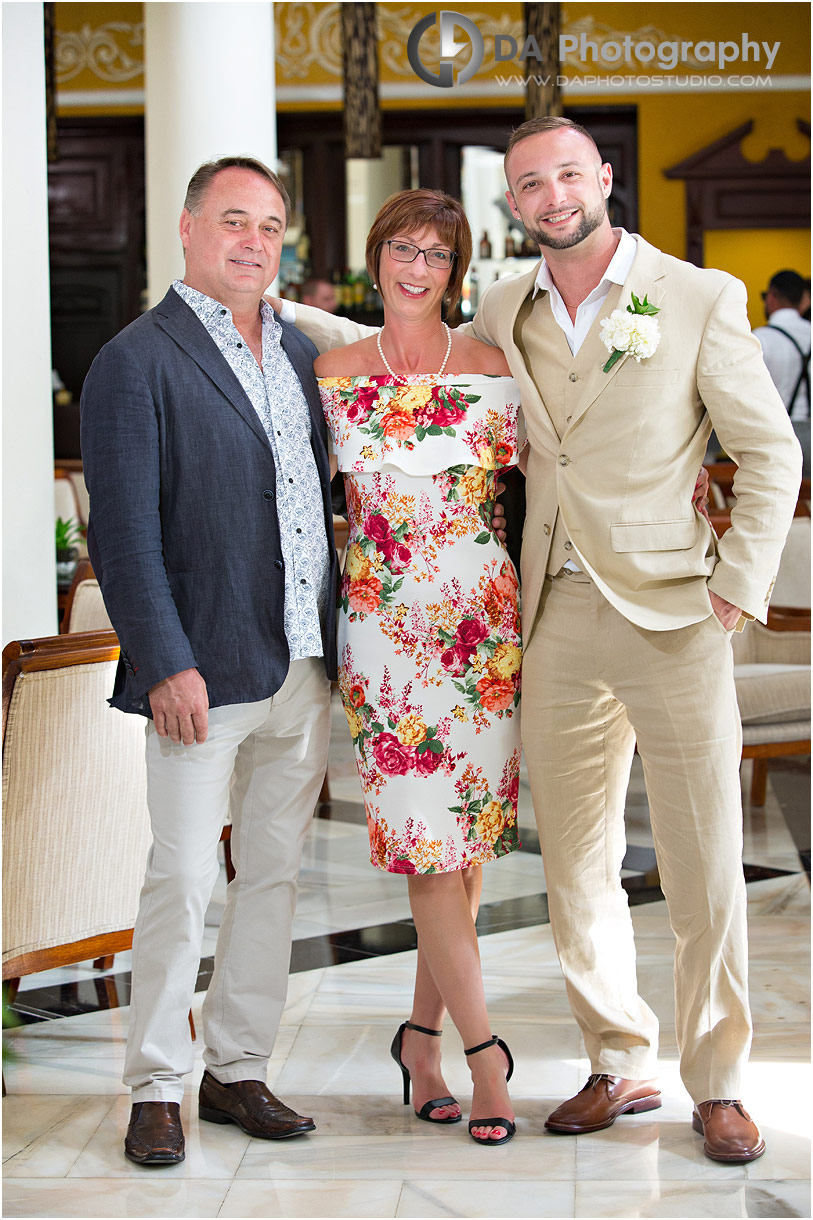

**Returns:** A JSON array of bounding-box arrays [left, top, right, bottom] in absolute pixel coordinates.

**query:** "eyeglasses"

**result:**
[[384, 240, 457, 270]]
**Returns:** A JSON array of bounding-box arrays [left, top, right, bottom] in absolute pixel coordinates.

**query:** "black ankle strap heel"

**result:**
[[390, 1021, 461, 1124], [464, 1034, 516, 1146]]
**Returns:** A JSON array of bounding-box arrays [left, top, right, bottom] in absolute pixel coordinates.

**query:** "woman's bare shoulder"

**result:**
[[448, 331, 511, 375], [313, 335, 380, 377]]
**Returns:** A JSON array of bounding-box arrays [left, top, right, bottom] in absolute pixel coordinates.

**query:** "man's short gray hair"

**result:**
[[183, 156, 292, 228]]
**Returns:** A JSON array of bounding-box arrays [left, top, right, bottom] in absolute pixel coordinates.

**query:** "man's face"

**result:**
[[762, 286, 780, 319], [303, 281, 337, 313], [179, 167, 286, 306], [505, 129, 612, 251]]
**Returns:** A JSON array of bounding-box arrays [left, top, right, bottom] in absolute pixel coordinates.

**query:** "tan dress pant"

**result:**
[[521, 573, 751, 1103], [123, 658, 331, 1103]]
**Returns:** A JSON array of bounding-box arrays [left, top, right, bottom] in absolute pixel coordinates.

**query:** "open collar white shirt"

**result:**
[[532, 227, 638, 356]]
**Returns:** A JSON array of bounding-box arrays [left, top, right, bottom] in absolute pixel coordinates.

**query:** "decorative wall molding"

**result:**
[[55, 21, 144, 85], [665, 119, 811, 266]]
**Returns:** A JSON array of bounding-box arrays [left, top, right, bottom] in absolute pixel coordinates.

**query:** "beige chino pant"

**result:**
[[124, 658, 331, 1103], [522, 573, 751, 1104]]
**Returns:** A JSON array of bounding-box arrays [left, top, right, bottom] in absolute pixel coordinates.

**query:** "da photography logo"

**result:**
[[407, 10, 485, 88]]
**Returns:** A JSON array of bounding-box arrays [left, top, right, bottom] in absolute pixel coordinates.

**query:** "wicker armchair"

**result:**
[[2, 632, 151, 1003]]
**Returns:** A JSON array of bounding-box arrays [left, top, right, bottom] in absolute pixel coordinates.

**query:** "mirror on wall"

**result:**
[[460, 146, 538, 319], [346, 146, 420, 270]]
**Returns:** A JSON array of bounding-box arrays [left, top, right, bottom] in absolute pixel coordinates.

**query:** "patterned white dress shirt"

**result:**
[[172, 281, 330, 660]]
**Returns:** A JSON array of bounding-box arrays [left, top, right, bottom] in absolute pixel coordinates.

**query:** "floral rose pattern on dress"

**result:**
[[319, 374, 523, 874]]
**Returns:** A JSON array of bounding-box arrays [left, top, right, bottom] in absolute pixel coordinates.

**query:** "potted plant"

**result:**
[[55, 516, 83, 587]]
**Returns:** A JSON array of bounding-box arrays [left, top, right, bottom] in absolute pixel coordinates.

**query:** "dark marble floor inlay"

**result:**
[[7, 753, 806, 1026]]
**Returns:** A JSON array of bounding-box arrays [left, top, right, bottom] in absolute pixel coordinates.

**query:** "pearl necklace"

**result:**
[[376, 322, 452, 382]]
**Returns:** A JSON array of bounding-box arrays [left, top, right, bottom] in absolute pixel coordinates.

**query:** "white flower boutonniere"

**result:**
[[599, 293, 661, 373]]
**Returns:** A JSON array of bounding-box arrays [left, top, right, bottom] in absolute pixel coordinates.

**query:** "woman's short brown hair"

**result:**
[[365, 189, 472, 308]]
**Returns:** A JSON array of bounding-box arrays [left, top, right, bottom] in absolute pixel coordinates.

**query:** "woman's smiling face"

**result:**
[[377, 226, 454, 321]]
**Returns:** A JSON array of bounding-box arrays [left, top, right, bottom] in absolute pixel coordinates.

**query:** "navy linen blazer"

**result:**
[[80, 287, 339, 716]]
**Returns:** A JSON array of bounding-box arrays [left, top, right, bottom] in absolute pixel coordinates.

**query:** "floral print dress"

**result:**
[[318, 374, 523, 874]]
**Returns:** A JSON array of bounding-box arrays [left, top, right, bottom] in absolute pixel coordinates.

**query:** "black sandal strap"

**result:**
[[405, 1021, 443, 1037], [417, 1096, 458, 1118], [464, 1035, 498, 1056]]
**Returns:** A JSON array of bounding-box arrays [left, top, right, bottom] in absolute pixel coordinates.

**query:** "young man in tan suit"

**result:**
[[278, 118, 801, 1161]]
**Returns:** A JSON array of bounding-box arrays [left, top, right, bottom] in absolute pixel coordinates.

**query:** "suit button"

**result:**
[[559, 455, 570, 466], [564, 541, 572, 551], [274, 560, 283, 570], [569, 372, 578, 382], [263, 490, 275, 501], [543, 524, 551, 536]]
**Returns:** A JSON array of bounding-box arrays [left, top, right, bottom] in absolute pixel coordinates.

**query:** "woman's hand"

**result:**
[[693, 467, 711, 522], [492, 481, 507, 541]]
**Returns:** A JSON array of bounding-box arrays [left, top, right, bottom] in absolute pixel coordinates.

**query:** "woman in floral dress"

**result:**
[[315, 190, 521, 1145]]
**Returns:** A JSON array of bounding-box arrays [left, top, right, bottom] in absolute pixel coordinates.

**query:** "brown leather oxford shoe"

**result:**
[[545, 1074, 662, 1133], [693, 1099, 766, 1163], [198, 1070, 316, 1139], [124, 1101, 185, 1165]]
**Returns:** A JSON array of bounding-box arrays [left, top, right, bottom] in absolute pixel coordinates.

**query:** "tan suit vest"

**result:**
[[514, 283, 625, 575]]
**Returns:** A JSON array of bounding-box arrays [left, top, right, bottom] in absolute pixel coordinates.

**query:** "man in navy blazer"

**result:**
[[81, 157, 338, 1165]]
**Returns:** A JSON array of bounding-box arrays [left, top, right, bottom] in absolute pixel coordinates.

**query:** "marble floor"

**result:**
[[3, 693, 810, 1219]]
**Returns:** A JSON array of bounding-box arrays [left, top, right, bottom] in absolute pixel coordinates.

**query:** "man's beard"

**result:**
[[526, 199, 607, 250]]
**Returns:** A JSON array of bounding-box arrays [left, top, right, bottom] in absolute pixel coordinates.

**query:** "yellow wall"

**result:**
[[54, 2, 144, 115], [706, 230, 811, 329]]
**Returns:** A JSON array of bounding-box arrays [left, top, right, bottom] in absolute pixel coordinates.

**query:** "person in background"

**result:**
[[755, 269, 811, 476], [754, 270, 810, 419], [301, 277, 338, 313], [81, 156, 338, 1166]]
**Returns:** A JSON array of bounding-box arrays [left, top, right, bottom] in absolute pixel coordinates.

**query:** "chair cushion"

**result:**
[[742, 720, 811, 746], [734, 662, 811, 726]]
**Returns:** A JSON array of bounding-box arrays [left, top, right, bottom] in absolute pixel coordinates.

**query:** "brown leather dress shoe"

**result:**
[[124, 1101, 185, 1165], [198, 1070, 316, 1139], [692, 1099, 766, 1163], [545, 1074, 662, 1133]]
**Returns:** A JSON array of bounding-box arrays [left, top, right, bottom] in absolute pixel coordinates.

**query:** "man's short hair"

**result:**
[[301, 278, 331, 298], [184, 156, 292, 229], [504, 116, 603, 177], [365, 188, 472, 308], [768, 270, 806, 307]]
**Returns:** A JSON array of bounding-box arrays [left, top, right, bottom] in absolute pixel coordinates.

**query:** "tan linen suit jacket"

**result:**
[[293, 235, 801, 640], [467, 235, 802, 637]]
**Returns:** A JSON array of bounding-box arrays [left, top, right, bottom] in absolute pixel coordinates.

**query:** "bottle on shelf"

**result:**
[[504, 232, 515, 258], [341, 269, 354, 311], [469, 265, 479, 312], [479, 230, 492, 259]]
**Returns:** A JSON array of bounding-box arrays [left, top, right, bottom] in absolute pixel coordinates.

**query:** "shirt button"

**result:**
[[300, 578, 307, 585], [262, 490, 275, 501], [569, 372, 578, 382], [274, 560, 283, 570], [559, 455, 570, 466], [543, 524, 551, 536], [236, 342, 243, 348], [288, 478, 294, 483], [296, 527, 302, 533], [220, 309, 227, 315]]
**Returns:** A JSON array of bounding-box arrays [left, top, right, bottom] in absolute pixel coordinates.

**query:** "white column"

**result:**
[[2, 3, 58, 641], [144, 3, 277, 305]]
